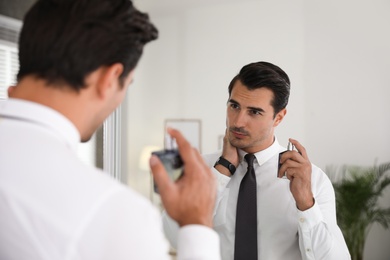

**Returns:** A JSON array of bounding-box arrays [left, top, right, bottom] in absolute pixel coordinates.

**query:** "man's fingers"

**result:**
[[193, 147, 209, 173], [167, 128, 208, 179], [167, 128, 194, 163], [279, 159, 292, 178], [289, 138, 308, 159], [279, 153, 306, 178]]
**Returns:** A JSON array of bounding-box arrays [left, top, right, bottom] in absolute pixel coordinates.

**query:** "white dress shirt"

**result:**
[[163, 138, 350, 260], [0, 98, 220, 260]]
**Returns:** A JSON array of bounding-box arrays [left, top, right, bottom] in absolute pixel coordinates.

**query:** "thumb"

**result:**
[[149, 155, 173, 196]]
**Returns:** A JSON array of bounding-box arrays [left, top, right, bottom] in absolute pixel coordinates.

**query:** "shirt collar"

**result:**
[[238, 137, 280, 166], [0, 98, 80, 152]]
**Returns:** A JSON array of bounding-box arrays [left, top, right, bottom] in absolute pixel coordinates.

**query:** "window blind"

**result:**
[[0, 15, 20, 100]]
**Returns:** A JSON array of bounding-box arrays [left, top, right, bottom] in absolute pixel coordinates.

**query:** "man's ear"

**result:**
[[7, 86, 16, 97], [96, 63, 124, 99], [274, 108, 287, 127]]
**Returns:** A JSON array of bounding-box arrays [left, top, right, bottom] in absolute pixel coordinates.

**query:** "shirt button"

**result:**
[[306, 248, 311, 252], [299, 217, 305, 223]]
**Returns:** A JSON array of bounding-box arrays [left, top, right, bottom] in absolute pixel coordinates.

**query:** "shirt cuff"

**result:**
[[297, 200, 324, 231], [177, 225, 221, 260], [211, 167, 230, 192]]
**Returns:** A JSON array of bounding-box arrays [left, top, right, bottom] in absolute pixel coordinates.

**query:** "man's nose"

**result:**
[[233, 111, 247, 128]]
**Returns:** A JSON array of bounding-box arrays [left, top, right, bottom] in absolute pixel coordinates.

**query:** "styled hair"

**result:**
[[17, 0, 158, 90], [228, 61, 290, 116]]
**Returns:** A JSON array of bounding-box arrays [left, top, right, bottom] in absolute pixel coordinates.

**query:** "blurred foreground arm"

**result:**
[[150, 128, 220, 260]]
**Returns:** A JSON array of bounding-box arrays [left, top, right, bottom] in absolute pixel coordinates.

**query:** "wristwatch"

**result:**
[[214, 156, 236, 175]]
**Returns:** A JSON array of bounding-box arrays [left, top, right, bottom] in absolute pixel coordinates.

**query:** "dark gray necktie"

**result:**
[[234, 153, 258, 260]]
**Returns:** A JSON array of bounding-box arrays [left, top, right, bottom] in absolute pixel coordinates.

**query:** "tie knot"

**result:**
[[244, 153, 255, 169]]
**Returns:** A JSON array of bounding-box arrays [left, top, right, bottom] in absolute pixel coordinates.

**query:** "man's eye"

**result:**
[[230, 103, 239, 109], [250, 110, 262, 115]]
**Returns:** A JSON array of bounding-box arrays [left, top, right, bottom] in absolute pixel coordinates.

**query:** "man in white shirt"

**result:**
[[163, 61, 351, 259], [0, 0, 220, 259]]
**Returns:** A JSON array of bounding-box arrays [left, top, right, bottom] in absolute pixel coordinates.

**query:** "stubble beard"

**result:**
[[228, 127, 251, 150], [228, 127, 272, 153]]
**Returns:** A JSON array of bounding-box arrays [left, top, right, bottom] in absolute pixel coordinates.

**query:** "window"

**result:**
[[0, 41, 18, 99], [0, 15, 20, 100]]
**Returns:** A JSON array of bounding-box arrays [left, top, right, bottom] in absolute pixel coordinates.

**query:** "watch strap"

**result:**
[[214, 156, 236, 175]]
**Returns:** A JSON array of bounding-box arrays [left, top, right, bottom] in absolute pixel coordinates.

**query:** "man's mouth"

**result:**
[[230, 128, 249, 139]]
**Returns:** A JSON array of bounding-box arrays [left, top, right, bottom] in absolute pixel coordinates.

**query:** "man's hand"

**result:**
[[150, 128, 216, 227], [278, 138, 314, 211], [215, 129, 239, 177]]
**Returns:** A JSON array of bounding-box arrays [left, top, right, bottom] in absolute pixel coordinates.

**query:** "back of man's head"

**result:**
[[17, 0, 158, 90]]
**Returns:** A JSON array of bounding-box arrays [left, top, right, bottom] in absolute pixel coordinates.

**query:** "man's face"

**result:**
[[226, 80, 286, 153]]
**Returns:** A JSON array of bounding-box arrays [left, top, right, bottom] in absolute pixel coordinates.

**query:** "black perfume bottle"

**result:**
[[152, 136, 183, 193]]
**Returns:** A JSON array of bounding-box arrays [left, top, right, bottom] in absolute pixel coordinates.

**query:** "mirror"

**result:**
[[165, 119, 201, 151], [125, 1, 390, 259]]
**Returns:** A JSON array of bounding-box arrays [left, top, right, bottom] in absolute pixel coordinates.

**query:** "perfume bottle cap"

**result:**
[[287, 141, 295, 151], [165, 134, 178, 150]]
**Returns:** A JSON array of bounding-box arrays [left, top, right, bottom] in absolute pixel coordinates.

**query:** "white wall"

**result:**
[[304, 0, 390, 168], [303, 2, 390, 259], [127, 0, 390, 259]]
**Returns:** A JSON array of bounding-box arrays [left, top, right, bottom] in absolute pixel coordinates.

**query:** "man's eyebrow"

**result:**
[[228, 99, 239, 105], [229, 98, 265, 113], [248, 106, 265, 113]]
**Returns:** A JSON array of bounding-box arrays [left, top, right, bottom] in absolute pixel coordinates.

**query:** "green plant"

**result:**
[[326, 162, 390, 260]]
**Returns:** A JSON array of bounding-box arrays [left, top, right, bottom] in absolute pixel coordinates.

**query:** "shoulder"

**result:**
[[311, 164, 331, 182], [311, 163, 334, 194], [86, 167, 155, 212], [67, 174, 167, 259], [61, 161, 157, 220], [74, 167, 160, 234]]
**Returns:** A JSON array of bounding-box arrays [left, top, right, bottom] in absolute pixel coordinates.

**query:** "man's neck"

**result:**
[[10, 76, 92, 141]]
